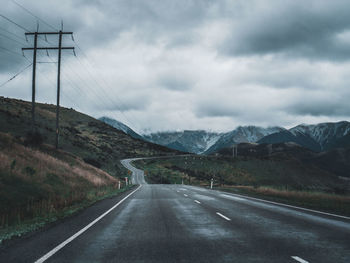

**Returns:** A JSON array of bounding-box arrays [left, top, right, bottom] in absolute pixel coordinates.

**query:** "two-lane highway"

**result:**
[[1, 158, 349, 262]]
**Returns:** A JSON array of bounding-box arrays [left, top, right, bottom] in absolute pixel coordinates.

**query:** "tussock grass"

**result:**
[[0, 132, 127, 243]]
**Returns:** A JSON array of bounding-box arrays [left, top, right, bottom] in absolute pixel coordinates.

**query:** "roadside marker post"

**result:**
[[210, 178, 213, 189], [125, 177, 128, 186]]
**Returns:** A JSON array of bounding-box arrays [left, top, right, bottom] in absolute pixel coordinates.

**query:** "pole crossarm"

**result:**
[[25, 32, 73, 35], [22, 47, 75, 50], [23, 30, 74, 149]]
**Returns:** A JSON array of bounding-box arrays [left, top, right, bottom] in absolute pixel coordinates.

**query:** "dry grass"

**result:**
[[230, 185, 350, 202], [0, 132, 121, 230]]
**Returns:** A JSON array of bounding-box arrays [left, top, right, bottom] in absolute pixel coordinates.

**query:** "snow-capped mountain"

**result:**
[[204, 126, 284, 154], [290, 121, 350, 150], [144, 130, 222, 154], [259, 121, 350, 152], [99, 117, 350, 154], [99, 117, 144, 140]]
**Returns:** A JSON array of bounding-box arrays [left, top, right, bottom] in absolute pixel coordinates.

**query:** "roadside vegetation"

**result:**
[[0, 97, 179, 244], [133, 155, 350, 216], [0, 132, 133, 243], [0, 97, 179, 178]]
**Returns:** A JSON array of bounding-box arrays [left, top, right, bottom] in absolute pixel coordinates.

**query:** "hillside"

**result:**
[[144, 130, 221, 153], [258, 130, 321, 152], [213, 142, 350, 180], [204, 126, 284, 154], [99, 116, 144, 140], [259, 121, 350, 152], [143, 126, 283, 154], [0, 132, 127, 242], [0, 97, 179, 177]]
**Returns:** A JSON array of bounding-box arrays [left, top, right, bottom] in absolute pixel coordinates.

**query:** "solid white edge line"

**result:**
[[34, 185, 142, 263], [226, 192, 350, 220], [216, 212, 231, 221], [194, 200, 201, 204], [291, 256, 309, 263], [183, 185, 350, 220]]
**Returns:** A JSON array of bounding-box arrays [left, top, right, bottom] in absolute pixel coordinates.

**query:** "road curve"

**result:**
[[120, 158, 147, 185], [0, 158, 349, 262]]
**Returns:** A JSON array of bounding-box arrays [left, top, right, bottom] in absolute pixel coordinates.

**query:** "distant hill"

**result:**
[[290, 121, 350, 151], [0, 97, 179, 177], [165, 141, 189, 152], [213, 142, 350, 180], [204, 126, 284, 154], [258, 130, 321, 152], [99, 116, 144, 140], [144, 126, 283, 154], [259, 121, 350, 152], [96, 117, 350, 154], [144, 130, 221, 154]]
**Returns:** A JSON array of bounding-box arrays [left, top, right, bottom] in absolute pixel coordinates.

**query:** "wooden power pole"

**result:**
[[22, 30, 74, 149], [30, 32, 38, 132]]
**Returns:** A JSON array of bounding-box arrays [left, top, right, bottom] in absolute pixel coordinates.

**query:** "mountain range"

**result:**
[[100, 116, 350, 154], [98, 117, 144, 141], [259, 121, 350, 152]]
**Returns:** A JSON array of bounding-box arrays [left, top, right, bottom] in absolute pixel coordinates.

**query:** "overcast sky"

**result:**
[[1, 0, 350, 134]]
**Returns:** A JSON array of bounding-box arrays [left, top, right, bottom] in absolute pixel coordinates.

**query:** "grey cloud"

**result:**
[[287, 100, 350, 117], [1, 0, 350, 133], [195, 103, 240, 118], [220, 0, 350, 61], [158, 75, 193, 91]]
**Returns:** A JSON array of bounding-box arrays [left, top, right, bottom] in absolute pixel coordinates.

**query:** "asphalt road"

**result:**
[[1, 158, 349, 262]]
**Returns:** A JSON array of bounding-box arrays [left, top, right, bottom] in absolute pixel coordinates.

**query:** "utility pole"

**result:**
[[23, 30, 74, 149], [30, 32, 38, 132], [56, 31, 63, 149]]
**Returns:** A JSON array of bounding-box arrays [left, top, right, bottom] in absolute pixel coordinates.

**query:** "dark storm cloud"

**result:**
[[195, 103, 239, 118], [158, 75, 193, 91], [1, 0, 350, 132], [287, 99, 350, 117], [220, 0, 350, 61], [1, 0, 213, 72]]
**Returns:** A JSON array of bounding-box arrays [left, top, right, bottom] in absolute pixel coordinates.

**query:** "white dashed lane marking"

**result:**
[[291, 256, 309, 263], [216, 212, 231, 221]]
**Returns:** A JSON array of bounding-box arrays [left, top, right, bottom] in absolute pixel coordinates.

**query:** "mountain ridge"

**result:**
[[260, 121, 350, 152], [98, 116, 350, 154]]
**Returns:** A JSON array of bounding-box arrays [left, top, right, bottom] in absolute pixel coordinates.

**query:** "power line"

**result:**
[[0, 63, 32, 88], [0, 11, 127, 132], [0, 32, 25, 46], [0, 46, 24, 56], [5, 4, 141, 132], [9, 1, 141, 131], [0, 26, 26, 41], [0, 13, 29, 32], [12, 0, 57, 31]]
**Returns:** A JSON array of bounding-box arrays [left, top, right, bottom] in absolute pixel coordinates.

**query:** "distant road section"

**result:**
[[120, 158, 147, 185]]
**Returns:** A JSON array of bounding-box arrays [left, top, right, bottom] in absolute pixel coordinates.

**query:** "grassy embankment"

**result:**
[[0, 96, 180, 243], [0, 97, 178, 178], [133, 155, 350, 216], [0, 132, 134, 243]]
